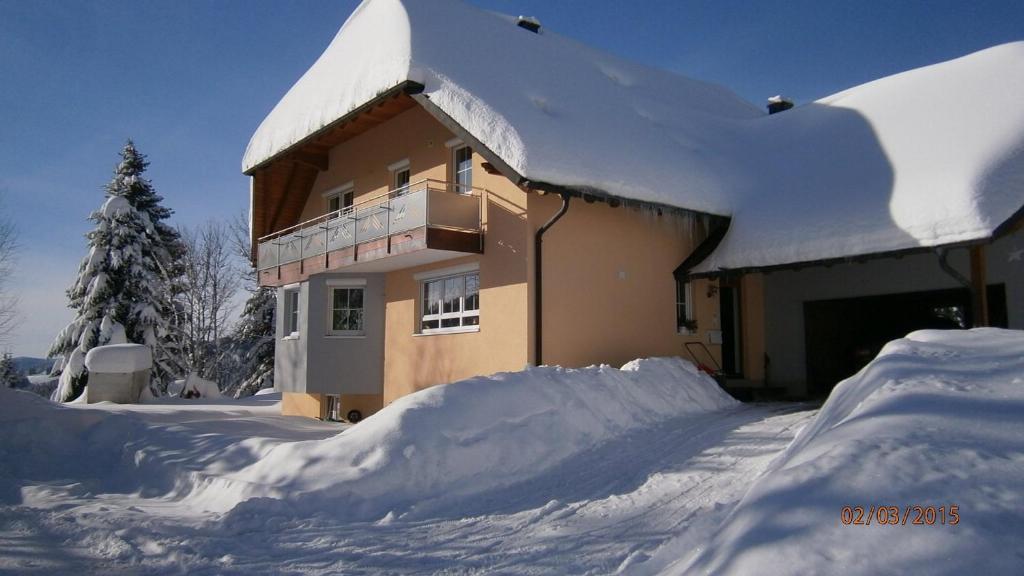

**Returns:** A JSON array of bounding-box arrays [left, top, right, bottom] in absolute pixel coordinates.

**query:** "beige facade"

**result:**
[[260, 102, 763, 419]]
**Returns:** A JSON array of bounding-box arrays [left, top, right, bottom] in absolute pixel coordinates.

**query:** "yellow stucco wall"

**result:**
[[281, 102, 770, 412], [528, 193, 721, 370], [299, 106, 455, 221], [381, 151, 531, 404], [281, 392, 325, 419]]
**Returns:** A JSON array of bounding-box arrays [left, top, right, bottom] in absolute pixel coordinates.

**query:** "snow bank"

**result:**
[[672, 329, 1024, 575], [84, 343, 152, 373], [207, 358, 737, 523], [0, 387, 146, 503]]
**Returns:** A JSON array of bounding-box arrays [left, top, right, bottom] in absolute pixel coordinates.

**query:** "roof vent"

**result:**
[[767, 95, 794, 115], [516, 16, 541, 34]]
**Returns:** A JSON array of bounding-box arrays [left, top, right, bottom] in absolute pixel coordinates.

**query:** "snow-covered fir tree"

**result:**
[[49, 141, 186, 401], [227, 285, 275, 397], [0, 351, 26, 388]]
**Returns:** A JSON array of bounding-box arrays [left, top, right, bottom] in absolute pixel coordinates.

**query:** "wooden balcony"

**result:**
[[257, 179, 483, 287]]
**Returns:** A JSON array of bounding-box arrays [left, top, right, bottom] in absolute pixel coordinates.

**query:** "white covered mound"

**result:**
[[207, 358, 737, 523], [0, 387, 147, 503], [670, 329, 1024, 575]]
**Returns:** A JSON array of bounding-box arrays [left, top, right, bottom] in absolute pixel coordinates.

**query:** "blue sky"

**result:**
[[1, 0, 1022, 357]]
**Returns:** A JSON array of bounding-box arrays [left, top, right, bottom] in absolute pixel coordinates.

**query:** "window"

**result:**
[[421, 271, 479, 332], [453, 145, 472, 193], [325, 185, 354, 216], [329, 287, 364, 335], [283, 287, 300, 337], [676, 278, 695, 333], [394, 168, 410, 196]]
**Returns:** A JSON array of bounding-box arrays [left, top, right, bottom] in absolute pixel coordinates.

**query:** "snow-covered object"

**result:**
[[243, 0, 1024, 271], [201, 357, 736, 520], [694, 43, 1024, 273], [84, 344, 152, 374], [242, 0, 762, 216], [176, 372, 222, 399], [670, 329, 1024, 575]]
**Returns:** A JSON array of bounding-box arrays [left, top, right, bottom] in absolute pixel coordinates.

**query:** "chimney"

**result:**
[[767, 95, 794, 115], [516, 16, 541, 34]]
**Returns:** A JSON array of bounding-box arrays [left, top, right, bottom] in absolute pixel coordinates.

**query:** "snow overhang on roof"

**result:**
[[242, 0, 763, 217], [243, 0, 1024, 272], [690, 42, 1024, 275]]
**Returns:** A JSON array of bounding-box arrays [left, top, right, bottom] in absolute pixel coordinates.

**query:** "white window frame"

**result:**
[[452, 145, 473, 194], [416, 264, 480, 335], [323, 182, 354, 216], [389, 159, 411, 196], [676, 278, 695, 334], [326, 278, 367, 338], [283, 284, 301, 339]]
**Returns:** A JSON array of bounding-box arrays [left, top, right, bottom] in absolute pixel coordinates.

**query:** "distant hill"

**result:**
[[12, 357, 56, 376]]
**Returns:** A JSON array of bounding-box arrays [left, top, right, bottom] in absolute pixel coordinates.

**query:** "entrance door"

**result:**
[[803, 284, 1007, 397], [719, 282, 743, 377]]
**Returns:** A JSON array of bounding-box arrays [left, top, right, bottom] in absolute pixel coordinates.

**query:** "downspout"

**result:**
[[935, 247, 977, 326], [534, 191, 571, 366]]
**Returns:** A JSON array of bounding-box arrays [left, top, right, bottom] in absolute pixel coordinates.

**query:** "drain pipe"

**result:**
[[936, 247, 978, 325], [534, 191, 571, 366]]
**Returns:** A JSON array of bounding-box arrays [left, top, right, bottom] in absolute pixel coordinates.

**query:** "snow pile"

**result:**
[[84, 343, 152, 373], [206, 357, 736, 522], [671, 329, 1024, 575], [0, 387, 146, 503], [168, 372, 222, 399]]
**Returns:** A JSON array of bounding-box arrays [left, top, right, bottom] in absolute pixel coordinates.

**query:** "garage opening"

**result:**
[[803, 284, 1007, 397]]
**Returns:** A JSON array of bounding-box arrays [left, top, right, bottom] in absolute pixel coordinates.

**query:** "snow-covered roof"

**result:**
[[694, 42, 1024, 273], [243, 0, 1024, 270], [242, 0, 763, 216]]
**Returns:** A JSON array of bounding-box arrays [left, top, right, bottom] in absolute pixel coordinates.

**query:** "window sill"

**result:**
[[282, 333, 301, 341], [415, 327, 480, 337], [324, 333, 366, 339]]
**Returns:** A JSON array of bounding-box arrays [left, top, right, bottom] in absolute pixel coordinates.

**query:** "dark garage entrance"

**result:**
[[803, 284, 1007, 397]]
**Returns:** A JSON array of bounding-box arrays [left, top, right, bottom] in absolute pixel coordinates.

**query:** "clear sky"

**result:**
[[1, 0, 1021, 357]]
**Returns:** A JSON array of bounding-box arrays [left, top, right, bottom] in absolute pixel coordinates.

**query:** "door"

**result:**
[[719, 281, 743, 377]]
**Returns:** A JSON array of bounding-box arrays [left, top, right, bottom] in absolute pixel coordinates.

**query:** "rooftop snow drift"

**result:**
[[244, 0, 1024, 271]]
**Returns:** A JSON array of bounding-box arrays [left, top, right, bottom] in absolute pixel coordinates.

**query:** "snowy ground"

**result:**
[[0, 400, 812, 575], [2, 331, 1022, 574]]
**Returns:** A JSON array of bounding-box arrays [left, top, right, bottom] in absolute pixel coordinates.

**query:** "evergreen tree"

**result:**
[[228, 286, 275, 397], [0, 351, 26, 388], [49, 141, 186, 401]]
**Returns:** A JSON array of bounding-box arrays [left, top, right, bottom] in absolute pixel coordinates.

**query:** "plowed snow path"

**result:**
[[0, 403, 815, 575]]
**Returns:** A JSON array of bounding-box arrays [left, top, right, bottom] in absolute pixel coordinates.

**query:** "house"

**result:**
[[244, 0, 1024, 419]]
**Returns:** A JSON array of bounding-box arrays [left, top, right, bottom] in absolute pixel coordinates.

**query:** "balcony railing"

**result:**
[[257, 179, 483, 271]]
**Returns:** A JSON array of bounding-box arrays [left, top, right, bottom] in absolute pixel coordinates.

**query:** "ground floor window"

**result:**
[[676, 278, 695, 333], [284, 287, 300, 336], [329, 286, 364, 335], [421, 271, 479, 332]]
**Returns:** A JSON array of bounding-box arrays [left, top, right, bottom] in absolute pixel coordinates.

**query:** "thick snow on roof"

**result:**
[[694, 42, 1024, 273], [242, 0, 762, 216], [244, 0, 1024, 268]]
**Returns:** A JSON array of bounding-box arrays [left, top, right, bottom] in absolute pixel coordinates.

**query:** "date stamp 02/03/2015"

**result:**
[[840, 505, 960, 526]]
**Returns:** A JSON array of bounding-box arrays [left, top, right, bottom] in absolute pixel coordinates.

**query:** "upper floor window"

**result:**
[[453, 145, 473, 193], [421, 270, 479, 333], [325, 183, 354, 216], [388, 159, 411, 196], [394, 167, 410, 196], [676, 278, 695, 334]]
